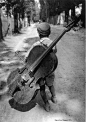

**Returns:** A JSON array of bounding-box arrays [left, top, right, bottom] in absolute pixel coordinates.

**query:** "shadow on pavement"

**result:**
[[12, 32, 24, 36]]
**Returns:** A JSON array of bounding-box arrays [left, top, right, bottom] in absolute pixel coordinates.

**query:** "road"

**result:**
[[0, 24, 85, 122]]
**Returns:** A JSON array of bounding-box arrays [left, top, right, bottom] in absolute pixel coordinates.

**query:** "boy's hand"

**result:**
[[53, 46, 57, 53]]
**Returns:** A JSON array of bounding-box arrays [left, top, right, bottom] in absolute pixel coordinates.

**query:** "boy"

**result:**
[[25, 22, 57, 112]]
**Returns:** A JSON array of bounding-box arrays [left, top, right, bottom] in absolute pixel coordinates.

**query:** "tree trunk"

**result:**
[[14, 10, 19, 33], [81, 3, 85, 27], [65, 10, 69, 24], [71, 6, 75, 21], [0, 7, 3, 42], [53, 15, 58, 25]]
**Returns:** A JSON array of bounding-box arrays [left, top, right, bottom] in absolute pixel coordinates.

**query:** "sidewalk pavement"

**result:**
[[4, 24, 39, 52]]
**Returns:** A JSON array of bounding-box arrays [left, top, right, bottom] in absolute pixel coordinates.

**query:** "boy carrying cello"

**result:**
[[25, 22, 57, 112]]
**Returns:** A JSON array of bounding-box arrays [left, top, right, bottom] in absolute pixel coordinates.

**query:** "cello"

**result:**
[[7, 16, 81, 104]]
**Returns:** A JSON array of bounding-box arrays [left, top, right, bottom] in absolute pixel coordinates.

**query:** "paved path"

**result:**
[[4, 24, 39, 52], [0, 24, 85, 122]]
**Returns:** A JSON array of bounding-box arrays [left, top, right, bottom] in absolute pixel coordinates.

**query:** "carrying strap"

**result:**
[[40, 41, 48, 49], [40, 40, 53, 52]]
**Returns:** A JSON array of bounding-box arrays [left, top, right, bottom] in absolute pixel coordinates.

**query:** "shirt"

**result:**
[[25, 37, 55, 59]]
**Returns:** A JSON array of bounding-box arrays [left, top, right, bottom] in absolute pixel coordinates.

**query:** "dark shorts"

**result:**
[[37, 73, 55, 87]]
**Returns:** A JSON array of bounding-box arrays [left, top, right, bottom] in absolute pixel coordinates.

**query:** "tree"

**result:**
[[39, 0, 85, 26], [0, 4, 4, 42], [80, 0, 85, 27], [39, 0, 61, 23], [33, 1, 40, 22], [6, 0, 35, 33], [25, 0, 35, 22], [6, 0, 21, 33], [39, 0, 46, 21]]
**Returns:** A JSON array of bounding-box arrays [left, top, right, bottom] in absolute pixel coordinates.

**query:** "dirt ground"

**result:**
[[0, 24, 85, 122]]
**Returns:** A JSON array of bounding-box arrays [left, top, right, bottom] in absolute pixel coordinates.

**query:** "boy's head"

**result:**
[[37, 22, 51, 38]]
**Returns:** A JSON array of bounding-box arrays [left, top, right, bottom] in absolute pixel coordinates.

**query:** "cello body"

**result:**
[[7, 45, 58, 104], [26, 45, 58, 81]]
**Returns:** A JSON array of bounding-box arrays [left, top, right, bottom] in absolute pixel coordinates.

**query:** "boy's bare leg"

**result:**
[[49, 85, 57, 103], [40, 85, 50, 112]]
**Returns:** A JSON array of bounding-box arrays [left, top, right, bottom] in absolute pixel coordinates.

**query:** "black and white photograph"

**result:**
[[0, 0, 85, 122]]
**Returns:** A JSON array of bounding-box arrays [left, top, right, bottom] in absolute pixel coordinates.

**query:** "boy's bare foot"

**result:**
[[51, 96, 57, 104], [44, 102, 50, 112]]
